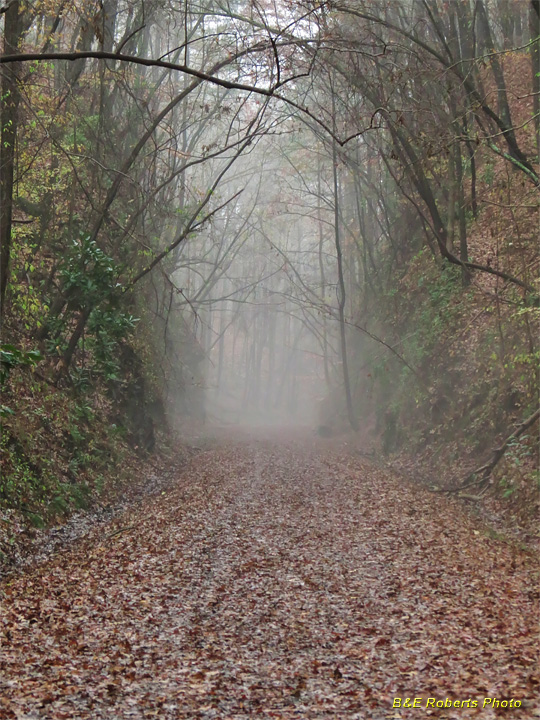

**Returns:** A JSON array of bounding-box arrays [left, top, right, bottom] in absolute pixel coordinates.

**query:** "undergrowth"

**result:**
[[0, 369, 130, 528]]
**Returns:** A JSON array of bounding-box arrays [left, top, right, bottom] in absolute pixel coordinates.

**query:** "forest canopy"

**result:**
[[1, 0, 539, 528]]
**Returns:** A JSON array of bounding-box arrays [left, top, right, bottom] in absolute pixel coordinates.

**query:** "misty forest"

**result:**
[[1, 0, 539, 717]]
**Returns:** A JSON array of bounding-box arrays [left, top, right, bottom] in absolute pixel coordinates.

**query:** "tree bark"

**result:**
[[531, 0, 540, 154], [0, 0, 21, 312], [452, 125, 470, 286], [332, 135, 357, 431]]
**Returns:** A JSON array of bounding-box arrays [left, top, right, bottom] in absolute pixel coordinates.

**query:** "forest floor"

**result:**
[[1, 429, 539, 720]]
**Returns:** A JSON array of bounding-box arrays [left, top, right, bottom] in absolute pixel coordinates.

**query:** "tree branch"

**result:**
[[454, 408, 540, 493]]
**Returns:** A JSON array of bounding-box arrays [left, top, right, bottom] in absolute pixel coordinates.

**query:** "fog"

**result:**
[[4, 0, 535, 465], [153, 80, 407, 440], [170, 129, 347, 430]]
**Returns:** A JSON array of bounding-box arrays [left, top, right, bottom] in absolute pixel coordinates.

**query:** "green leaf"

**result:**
[[0, 404, 15, 417]]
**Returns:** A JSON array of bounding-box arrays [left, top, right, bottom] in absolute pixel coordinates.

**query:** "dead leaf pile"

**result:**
[[1, 435, 538, 718]]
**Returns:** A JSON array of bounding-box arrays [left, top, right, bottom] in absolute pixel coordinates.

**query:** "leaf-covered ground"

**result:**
[[1, 433, 538, 719]]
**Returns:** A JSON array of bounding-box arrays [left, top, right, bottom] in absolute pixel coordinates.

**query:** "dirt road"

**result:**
[[1, 434, 538, 718]]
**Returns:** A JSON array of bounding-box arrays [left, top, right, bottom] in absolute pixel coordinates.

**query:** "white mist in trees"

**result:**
[[174, 131, 342, 426], [2, 0, 537, 440]]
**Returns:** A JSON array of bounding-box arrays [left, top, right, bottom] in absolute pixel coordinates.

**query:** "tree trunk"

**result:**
[[0, 0, 22, 312], [61, 307, 91, 374], [317, 165, 331, 389], [454, 138, 470, 286], [446, 141, 456, 254], [531, 1, 540, 154], [332, 137, 358, 432]]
